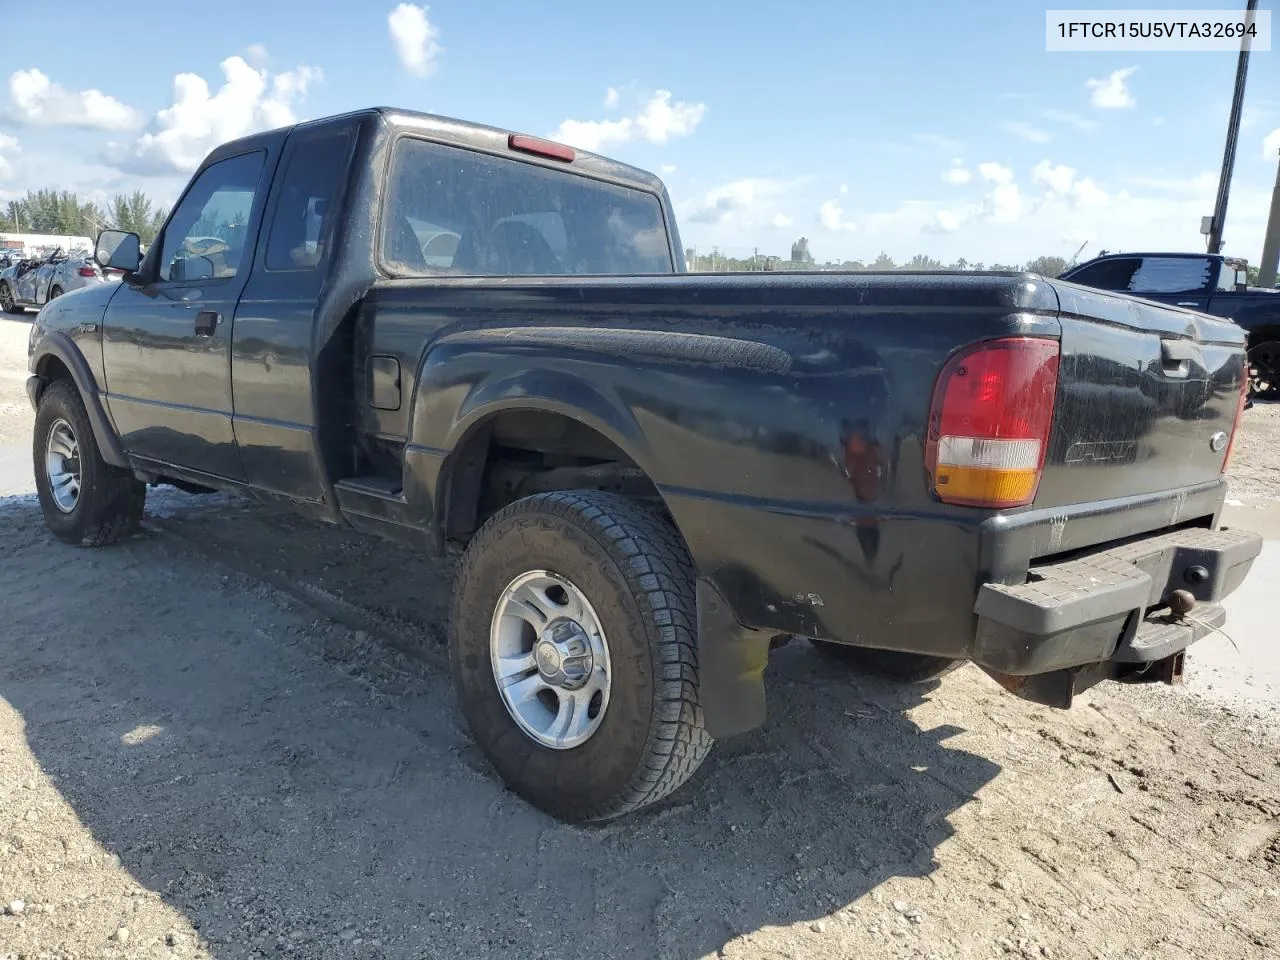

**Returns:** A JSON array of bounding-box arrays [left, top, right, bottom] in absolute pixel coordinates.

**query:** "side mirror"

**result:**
[[95, 230, 142, 274]]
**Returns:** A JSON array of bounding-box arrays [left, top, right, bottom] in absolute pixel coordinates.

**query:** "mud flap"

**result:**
[[695, 578, 771, 739]]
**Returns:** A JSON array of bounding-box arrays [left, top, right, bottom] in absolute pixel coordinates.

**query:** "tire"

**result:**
[[0, 282, 22, 314], [33, 380, 146, 547], [811, 640, 960, 684], [449, 490, 712, 822], [48, 285, 63, 301], [1248, 340, 1280, 400]]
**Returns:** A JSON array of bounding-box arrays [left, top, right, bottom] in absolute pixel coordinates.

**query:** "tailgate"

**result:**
[[1034, 282, 1247, 508]]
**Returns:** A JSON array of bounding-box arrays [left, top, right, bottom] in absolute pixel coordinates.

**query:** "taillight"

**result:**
[[77, 266, 96, 277], [925, 337, 1060, 508], [1222, 355, 1249, 473]]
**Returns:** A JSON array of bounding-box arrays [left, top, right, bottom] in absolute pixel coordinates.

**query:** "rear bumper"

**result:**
[[971, 525, 1261, 699]]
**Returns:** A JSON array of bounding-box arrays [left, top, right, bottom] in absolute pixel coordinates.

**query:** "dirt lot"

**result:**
[[1, 313, 1279, 960]]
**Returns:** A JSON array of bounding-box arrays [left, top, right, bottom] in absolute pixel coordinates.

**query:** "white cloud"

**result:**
[[635, 91, 706, 143], [388, 3, 442, 78], [112, 56, 322, 174], [1264, 126, 1280, 160], [677, 163, 1270, 269], [935, 210, 961, 232], [0, 135, 16, 181], [1030, 160, 1109, 208], [245, 43, 269, 66], [686, 177, 793, 225], [604, 87, 619, 109], [1087, 66, 1137, 109], [772, 213, 794, 228], [1073, 178, 1109, 208], [551, 89, 705, 152], [978, 161, 1013, 185], [839, 183, 849, 195], [7, 68, 141, 130], [1042, 109, 1098, 132], [660, 164, 676, 174], [988, 182, 1024, 223], [1004, 121, 1050, 144], [819, 198, 856, 232], [1031, 160, 1075, 194], [942, 166, 972, 185]]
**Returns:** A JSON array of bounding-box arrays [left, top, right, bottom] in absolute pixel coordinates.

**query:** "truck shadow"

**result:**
[[2, 494, 1002, 960]]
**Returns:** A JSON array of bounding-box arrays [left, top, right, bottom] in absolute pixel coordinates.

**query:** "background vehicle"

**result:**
[[0, 248, 121, 314], [25, 108, 1261, 822], [1059, 252, 1280, 398]]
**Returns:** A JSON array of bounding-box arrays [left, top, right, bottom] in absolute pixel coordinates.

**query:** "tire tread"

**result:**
[[452, 490, 712, 821]]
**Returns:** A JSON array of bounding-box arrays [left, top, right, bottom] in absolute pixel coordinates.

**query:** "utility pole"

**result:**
[[1205, 0, 1259, 255], [1260, 149, 1280, 287]]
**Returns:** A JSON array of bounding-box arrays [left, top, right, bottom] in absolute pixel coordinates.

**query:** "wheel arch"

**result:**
[[415, 369, 773, 741], [29, 332, 128, 468]]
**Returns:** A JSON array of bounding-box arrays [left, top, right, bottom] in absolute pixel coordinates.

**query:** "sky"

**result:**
[[0, 0, 1277, 267]]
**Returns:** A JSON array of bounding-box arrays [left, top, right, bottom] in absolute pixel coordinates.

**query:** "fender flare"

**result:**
[[29, 331, 129, 468], [408, 339, 770, 739]]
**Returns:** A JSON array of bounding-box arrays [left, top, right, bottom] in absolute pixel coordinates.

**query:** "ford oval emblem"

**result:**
[[1209, 431, 1228, 453]]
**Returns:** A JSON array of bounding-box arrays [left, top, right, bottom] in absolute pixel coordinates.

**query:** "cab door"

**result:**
[[101, 148, 276, 480]]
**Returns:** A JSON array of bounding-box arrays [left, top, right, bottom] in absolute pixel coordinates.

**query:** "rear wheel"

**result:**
[[812, 640, 960, 684], [33, 380, 146, 546], [48, 285, 63, 301], [1248, 341, 1280, 400], [449, 491, 712, 822]]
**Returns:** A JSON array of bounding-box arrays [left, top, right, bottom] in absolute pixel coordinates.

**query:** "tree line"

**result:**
[[3, 190, 168, 246], [688, 247, 1074, 277]]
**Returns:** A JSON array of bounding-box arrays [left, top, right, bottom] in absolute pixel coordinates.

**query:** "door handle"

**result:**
[[194, 311, 221, 336], [1176, 301, 1199, 307]]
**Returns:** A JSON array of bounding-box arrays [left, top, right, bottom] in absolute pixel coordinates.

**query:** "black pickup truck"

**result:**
[[1059, 251, 1280, 398], [26, 107, 1262, 822]]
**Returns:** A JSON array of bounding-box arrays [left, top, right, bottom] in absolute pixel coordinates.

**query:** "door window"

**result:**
[[158, 151, 265, 282], [265, 131, 353, 271]]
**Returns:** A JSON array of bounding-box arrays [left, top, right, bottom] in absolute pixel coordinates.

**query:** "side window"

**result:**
[[1065, 258, 1141, 291], [380, 137, 673, 277], [1126, 257, 1213, 294], [265, 131, 352, 271], [158, 151, 265, 282]]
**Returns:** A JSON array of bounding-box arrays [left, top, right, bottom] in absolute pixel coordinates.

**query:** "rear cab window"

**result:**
[[1064, 256, 1214, 295], [379, 138, 674, 277], [1126, 257, 1213, 294]]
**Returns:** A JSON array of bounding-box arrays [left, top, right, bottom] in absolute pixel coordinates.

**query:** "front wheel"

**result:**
[[1248, 341, 1280, 400], [449, 491, 712, 823], [33, 380, 146, 546], [0, 282, 22, 314]]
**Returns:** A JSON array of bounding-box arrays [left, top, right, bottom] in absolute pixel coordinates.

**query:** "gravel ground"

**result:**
[[0, 317, 34, 447], [1, 312, 1279, 960], [1226, 398, 1280, 503]]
